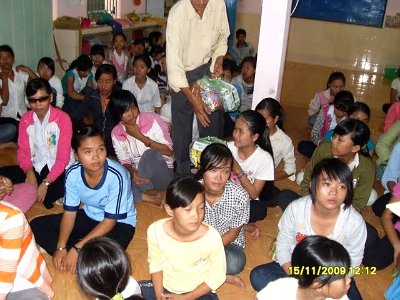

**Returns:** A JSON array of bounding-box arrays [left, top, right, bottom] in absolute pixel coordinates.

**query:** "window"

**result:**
[[87, 0, 118, 21]]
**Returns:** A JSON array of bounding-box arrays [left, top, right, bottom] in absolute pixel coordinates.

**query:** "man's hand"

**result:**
[[211, 56, 224, 78], [191, 83, 211, 127]]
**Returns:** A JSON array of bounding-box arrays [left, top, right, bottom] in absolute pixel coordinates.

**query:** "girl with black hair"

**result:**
[[307, 71, 346, 126], [257, 236, 351, 300], [17, 56, 65, 108], [198, 143, 250, 288], [77, 237, 142, 299], [251, 158, 366, 300], [227, 110, 274, 238], [231, 56, 256, 112], [256, 98, 296, 181], [122, 54, 161, 113], [30, 125, 136, 273], [140, 176, 226, 300], [110, 90, 173, 205], [0, 78, 73, 209], [0, 44, 30, 145], [74, 63, 120, 153], [61, 54, 93, 117]]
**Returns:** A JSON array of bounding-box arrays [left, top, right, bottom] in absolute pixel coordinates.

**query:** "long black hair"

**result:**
[[255, 97, 285, 130], [237, 110, 273, 159]]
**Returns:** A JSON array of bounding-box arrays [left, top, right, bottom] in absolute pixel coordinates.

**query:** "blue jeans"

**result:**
[[250, 262, 362, 300], [250, 261, 286, 291], [225, 243, 246, 275], [139, 280, 218, 300]]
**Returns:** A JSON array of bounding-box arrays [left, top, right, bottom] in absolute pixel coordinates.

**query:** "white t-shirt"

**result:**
[[391, 78, 400, 101], [270, 127, 296, 180], [227, 141, 274, 199], [0, 67, 29, 119], [122, 75, 162, 112], [256, 277, 349, 300], [48, 75, 64, 108]]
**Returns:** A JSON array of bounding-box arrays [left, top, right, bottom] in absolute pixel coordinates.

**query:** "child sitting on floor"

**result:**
[[250, 158, 366, 300], [140, 176, 226, 300], [298, 90, 354, 158], [307, 71, 345, 126], [61, 54, 93, 119], [197, 143, 250, 289]]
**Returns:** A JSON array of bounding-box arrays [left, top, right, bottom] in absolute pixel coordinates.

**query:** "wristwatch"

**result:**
[[43, 179, 51, 186]]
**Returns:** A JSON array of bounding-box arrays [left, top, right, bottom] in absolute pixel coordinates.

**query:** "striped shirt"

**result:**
[[0, 201, 53, 298]]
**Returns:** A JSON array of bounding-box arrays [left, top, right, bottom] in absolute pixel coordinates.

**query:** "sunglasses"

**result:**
[[27, 95, 50, 104]]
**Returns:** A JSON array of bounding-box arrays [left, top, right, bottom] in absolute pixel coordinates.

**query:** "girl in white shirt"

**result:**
[[122, 55, 161, 113], [228, 110, 274, 239], [256, 98, 296, 181], [17, 57, 65, 108], [77, 237, 142, 299], [0, 45, 29, 123], [256, 236, 351, 300]]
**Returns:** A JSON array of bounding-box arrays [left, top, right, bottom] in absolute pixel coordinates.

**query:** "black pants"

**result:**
[[363, 222, 395, 270], [372, 192, 392, 217], [30, 209, 135, 255], [0, 117, 19, 142], [171, 62, 224, 176], [0, 165, 65, 209], [298, 140, 317, 159]]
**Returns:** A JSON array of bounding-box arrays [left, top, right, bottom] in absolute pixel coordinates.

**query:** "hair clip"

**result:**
[[112, 293, 124, 300]]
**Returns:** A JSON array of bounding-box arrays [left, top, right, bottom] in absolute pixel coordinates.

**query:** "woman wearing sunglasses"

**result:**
[[0, 78, 73, 209]]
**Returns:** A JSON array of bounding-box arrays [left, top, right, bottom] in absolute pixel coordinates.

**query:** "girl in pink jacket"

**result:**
[[0, 78, 73, 208]]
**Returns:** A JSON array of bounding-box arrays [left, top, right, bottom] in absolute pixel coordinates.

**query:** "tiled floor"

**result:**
[[0, 62, 394, 299]]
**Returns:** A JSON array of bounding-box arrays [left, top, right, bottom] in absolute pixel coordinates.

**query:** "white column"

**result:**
[[252, 0, 292, 107]]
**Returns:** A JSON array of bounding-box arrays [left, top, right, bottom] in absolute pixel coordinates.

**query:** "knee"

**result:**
[[276, 189, 299, 211], [225, 245, 246, 275], [250, 265, 269, 291]]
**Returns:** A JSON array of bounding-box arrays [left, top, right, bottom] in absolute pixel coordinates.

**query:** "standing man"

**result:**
[[167, 0, 230, 176]]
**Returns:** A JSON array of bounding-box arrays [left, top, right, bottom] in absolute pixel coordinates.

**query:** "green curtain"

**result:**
[[0, 0, 53, 69]]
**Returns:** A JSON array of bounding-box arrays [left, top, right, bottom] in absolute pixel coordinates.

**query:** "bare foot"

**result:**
[[244, 223, 261, 240], [226, 275, 245, 288]]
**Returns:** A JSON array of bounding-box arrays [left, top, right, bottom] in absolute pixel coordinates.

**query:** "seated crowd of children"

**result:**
[[0, 24, 399, 300]]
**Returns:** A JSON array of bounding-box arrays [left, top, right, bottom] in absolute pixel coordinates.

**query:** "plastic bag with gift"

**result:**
[[196, 76, 240, 112], [189, 136, 227, 168]]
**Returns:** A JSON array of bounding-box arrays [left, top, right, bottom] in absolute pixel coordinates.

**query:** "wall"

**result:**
[[52, 0, 146, 20], [236, 0, 261, 50], [118, 0, 146, 17], [53, 0, 87, 19], [236, 0, 400, 72], [286, 18, 400, 72], [0, 0, 53, 69]]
